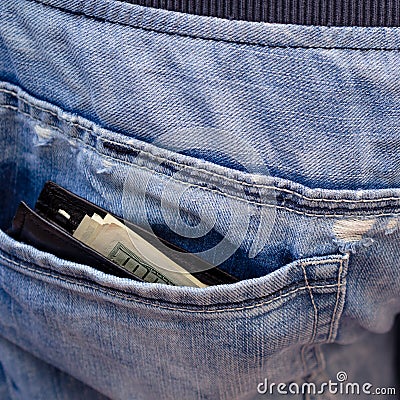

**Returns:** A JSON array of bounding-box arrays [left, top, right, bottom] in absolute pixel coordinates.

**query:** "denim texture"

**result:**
[[1, 0, 400, 399]]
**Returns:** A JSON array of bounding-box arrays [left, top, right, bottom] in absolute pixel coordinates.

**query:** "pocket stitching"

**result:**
[[0, 251, 344, 314], [327, 257, 346, 342], [301, 263, 318, 343], [1, 102, 400, 217], [2, 86, 400, 207]]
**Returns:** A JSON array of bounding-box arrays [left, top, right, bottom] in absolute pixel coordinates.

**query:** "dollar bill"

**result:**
[[73, 213, 207, 287]]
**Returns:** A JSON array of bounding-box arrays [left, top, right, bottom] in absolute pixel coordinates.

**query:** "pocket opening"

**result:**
[[0, 81, 384, 285]]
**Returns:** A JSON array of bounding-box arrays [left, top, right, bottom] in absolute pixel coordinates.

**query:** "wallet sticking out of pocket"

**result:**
[[7, 181, 238, 286]]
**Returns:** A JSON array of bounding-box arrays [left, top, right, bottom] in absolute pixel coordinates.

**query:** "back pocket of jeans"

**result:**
[[0, 226, 349, 399], [0, 81, 349, 399]]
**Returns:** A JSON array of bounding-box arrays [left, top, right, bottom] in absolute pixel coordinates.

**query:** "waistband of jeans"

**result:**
[[33, 0, 400, 50], [124, 0, 400, 27]]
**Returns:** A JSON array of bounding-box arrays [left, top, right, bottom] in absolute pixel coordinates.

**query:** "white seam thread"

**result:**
[[2, 87, 400, 205], [2, 103, 400, 218], [3, 91, 400, 204], [0, 252, 342, 314], [299, 258, 342, 267], [0, 101, 92, 132], [301, 263, 318, 343], [4, 106, 400, 218], [1, 104, 18, 111], [327, 258, 344, 342], [101, 136, 400, 204]]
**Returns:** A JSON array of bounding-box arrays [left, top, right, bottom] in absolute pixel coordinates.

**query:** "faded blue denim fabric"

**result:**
[[0, 0, 400, 399]]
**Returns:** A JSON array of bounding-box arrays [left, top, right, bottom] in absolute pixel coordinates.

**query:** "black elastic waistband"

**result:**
[[125, 0, 400, 27]]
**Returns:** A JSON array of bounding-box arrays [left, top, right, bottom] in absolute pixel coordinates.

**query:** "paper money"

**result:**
[[73, 213, 207, 287]]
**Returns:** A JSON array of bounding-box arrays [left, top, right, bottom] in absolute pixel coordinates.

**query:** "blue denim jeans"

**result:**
[[1, 0, 400, 399]]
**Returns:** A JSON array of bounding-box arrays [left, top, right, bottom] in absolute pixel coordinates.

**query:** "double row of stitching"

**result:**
[[102, 136, 400, 205], [301, 256, 348, 345], [2, 86, 400, 216], [299, 256, 347, 374], [0, 251, 343, 313], [27, 0, 400, 51], [2, 89, 397, 204], [327, 257, 346, 342], [2, 102, 400, 217], [301, 263, 318, 344]]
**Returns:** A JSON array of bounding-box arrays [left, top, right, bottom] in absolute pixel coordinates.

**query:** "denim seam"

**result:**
[[301, 263, 318, 344], [327, 258, 345, 342], [299, 259, 337, 376], [314, 345, 326, 374], [0, 105, 400, 218], [2, 86, 400, 204], [2, 86, 400, 205], [2, 104, 400, 217], [2, 99, 400, 217], [0, 252, 343, 313], [102, 136, 400, 204], [28, 0, 400, 52]]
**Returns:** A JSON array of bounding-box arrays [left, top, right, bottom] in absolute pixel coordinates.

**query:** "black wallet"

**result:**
[[7, 181, 238, 285]]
